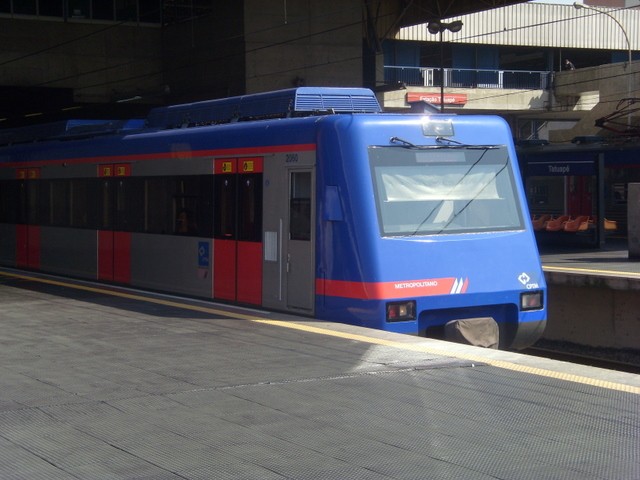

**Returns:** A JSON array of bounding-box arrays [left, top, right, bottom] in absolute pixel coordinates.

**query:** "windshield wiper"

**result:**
[[390, 136, 500, 150], [389, 136, 453, 150], [435, 136, 464, 146], [389, 136, 419, 148], [436, 137, 500, 149]]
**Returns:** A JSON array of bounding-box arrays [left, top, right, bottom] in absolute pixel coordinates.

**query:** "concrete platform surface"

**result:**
[[540, 240, 640, 282], [0, 269, 639, 480]]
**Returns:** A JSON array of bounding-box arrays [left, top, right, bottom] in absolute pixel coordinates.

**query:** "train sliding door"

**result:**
[[213, 157, 263, 305], [15, 169, 40, 269], [262, 155, 315, 314], [97, 165, 133, 284]]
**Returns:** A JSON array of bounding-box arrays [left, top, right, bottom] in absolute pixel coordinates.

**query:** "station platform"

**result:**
[[0, 268, 639, 479], [540, 239, 640, 283], [538, 241, 640, 352]]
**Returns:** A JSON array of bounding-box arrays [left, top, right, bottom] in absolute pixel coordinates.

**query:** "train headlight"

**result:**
[[422, 118, 454, 137], [520, 291, 543, 311], [386, 301, 416, 322]]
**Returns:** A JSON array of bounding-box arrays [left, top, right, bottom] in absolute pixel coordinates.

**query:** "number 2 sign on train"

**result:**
[[0, 87, 545, 349]]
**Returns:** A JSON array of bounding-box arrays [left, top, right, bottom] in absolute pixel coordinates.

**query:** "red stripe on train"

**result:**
[[316, 277, 464, 300], [3, 144, 316, 169]]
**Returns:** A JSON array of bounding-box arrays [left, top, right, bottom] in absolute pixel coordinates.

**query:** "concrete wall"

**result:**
[[544, 272, 640, 350], [0, 18, 163, 105], [161, 3, 246, 103], [551, 60, 640, 141], [0, 1, 368, 115], [243, 0, 364, 93]]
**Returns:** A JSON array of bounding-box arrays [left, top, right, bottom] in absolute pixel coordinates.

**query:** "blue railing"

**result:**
[[384, 66, 552, 90]]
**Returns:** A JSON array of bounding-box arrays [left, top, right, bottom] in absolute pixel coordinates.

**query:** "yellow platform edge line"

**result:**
[[0, 270, 258, 321], [543, 265, 640, 279], [254, 319, 640, 395], [3, 270, 639, 395]]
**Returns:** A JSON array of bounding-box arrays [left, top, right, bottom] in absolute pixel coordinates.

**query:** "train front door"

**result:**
[[286, 170, 315, 312], [262, 159, 315, 314]]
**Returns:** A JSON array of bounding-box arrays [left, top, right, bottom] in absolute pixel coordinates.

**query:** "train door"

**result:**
[[286, 170, 315, 311], [213, 158, 263, 305], [15, 168, 40, 269], [262, 159, 315, 314], [97, 165, 132, 284]]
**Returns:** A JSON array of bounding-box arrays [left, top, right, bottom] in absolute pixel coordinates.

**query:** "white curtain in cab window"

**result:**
[[380, 165, 501, 202]]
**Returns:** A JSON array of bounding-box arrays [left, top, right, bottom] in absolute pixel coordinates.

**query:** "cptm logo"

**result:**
[[518, 272, 539, 289]]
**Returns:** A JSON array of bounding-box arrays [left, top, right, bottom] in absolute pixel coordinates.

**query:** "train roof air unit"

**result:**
[[145, 87, 382, 129]]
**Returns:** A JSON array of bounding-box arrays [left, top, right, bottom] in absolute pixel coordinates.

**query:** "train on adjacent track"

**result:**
[[0, 87, 546, 349]]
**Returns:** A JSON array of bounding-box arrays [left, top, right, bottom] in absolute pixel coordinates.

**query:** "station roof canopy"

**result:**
[[394, 0, 529, 27]]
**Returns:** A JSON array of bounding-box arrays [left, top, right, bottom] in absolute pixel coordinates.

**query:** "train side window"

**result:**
[[17, 181, 29, 224], [195, 176, 213, 237], [29, 180, 43, 226], [115, 179, 126, 230], [115, 177, 144, 232], [38, 0, 63, 17], [174, 196, 198, 235], [116, 0, 136, 21], [49, 180, 71, 227], [139, 0, 161, 23], [92, 1, 114, 20], [70, 178, 99, 229], [145, 177, 172, 234], [214, 174, 236, 239], [290, 171, 311, 241], [99, 179, 113, 229], [14, 0, 36, 15], [145, 176, 203, 235], [0, 181, 8, 223], [68, 0, 90, 18], [173, 176, 213, 237], [238, 173, 262, 242], [0, 180, 18, 224]]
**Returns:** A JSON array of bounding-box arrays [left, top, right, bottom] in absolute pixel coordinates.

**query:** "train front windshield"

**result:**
[[369, 146, 524, 236]]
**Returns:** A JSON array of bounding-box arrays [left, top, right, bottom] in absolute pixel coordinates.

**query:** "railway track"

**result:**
[[523, 341, 640, 374]]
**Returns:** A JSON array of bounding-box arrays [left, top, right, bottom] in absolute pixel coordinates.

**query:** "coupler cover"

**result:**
[[445, 317, 499, 349]]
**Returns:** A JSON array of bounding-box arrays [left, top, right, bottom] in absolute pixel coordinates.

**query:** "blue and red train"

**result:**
[[0, 87, 546, 349]]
